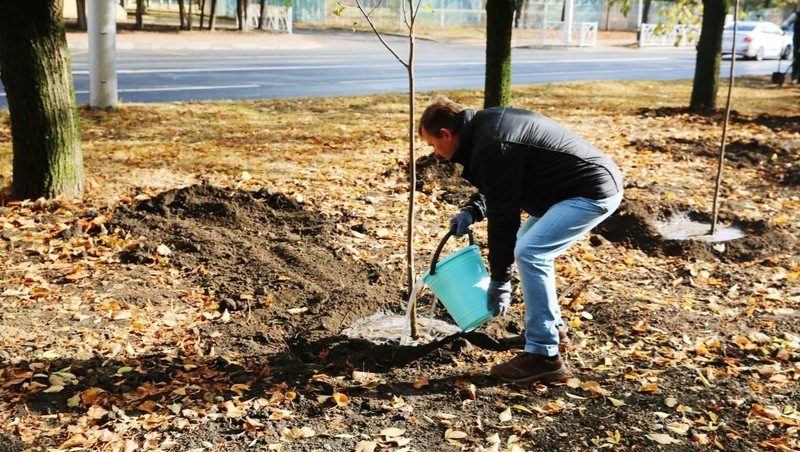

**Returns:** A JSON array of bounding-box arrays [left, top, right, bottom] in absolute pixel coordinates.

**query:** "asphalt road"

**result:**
[[0, 31, 787, 106]]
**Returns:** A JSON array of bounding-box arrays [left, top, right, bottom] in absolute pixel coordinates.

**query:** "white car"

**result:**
[[722, 21, 793, 60]]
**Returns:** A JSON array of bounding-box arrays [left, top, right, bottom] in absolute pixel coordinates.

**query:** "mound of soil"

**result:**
[[415, 153, 473, 205], [111, 185, 407, 360], [595, 199, 796, 262]]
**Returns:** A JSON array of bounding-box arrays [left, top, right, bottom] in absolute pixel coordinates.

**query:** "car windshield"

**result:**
[[723, 24, 756, 31]]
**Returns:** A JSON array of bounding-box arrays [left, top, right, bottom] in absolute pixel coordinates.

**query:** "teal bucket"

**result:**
[[422, 231, 494, 332]]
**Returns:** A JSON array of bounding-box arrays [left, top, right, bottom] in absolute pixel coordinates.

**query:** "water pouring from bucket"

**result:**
[[408, 229, 495, 334]]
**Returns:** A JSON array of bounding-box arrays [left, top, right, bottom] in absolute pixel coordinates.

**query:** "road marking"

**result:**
[[338, 66, 687, 84], [70, 57, 671, 75], [73, 84, 260, 94]]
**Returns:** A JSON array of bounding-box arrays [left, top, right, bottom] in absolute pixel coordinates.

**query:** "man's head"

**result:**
[[419, 96, 464, 160]]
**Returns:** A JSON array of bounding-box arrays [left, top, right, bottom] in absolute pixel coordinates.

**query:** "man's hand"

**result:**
[[487, 280, 511, 316], [449, 210, 473, 237]]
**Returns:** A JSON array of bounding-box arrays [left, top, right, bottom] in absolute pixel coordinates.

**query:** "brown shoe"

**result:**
[[490, 352, 568, 383], [497, 326, 570, 350]]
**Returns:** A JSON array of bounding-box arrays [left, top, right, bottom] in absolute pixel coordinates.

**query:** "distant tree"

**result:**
[[209, 0, 218, 30], [0, 0, 84, 199], [690, 0, 728, 109], [200, 0, 207, 28], [135, 0, 145, 30], [485, 0, 515, 107], [76, 0, 87, 30], [179, 0, 187, 29], [259, 0, 268, 30], [237, 0, 250, 31]]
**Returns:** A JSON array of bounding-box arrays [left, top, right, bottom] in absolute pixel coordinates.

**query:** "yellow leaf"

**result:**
[[773, 214, 788, 225], [380, 427, 405, 438], [444, 429, 468, 440], [608, 397, 626, 407], [647, 433, 680, 445], [355, 441, 377, 452], [332, 392, 349, 407], [667, 422, 690, 435]]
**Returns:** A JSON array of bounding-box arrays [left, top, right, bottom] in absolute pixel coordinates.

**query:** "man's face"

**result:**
[[421, 127, 459, 161]]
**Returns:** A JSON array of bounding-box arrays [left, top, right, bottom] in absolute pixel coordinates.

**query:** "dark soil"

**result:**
[[103, 184, 800, 449], [596, 199, 797, 262]]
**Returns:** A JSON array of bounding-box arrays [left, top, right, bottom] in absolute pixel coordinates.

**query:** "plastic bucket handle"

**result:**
[[429, 229, 475, 276]]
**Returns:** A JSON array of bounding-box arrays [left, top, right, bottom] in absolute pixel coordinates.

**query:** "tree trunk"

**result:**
[[793, 10, 799, 82], [689, 0, 728, 109], [209, 0, 217, 30], [237, 0, 249, 31], [0, 0, 84, 200], [178, 0, 187, 30], [136, 0, 145, 30], [76, 0, 87, 30], [259, 0, 267, 30], [199, 0, 207, 29], [484, 0, 515, 108], [187, 0, 193, 30], [642, 0, 651, 24]]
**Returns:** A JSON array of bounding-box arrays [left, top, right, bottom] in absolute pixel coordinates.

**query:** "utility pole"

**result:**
[[88, 0, 118, 108]]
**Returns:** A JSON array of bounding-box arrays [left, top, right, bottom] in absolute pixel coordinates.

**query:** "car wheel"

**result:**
[[781, 45, 792, 60], [755, 47, 765, 61]]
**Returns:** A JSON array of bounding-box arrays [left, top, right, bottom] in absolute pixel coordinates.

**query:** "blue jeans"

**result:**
[[514, 192, 623, 356]]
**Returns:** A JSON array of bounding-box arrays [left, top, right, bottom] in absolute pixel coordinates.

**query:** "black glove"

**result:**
[[449, 210, 473, 237], [487, 279, 512, 316]]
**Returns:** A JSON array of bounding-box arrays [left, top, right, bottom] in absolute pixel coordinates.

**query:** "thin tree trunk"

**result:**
[[642, 0, 651, 24], [199, 0, 206, 29], [209, 0, 217, 30], [76, 0, 87, 30], [136, 0, 145, 30], [690, 0, 727, 109], [484, 0, 515, 108], [0, 0, 85, 200], [187, 0, 193, 30], [178, 0, 187, 30], [793, 10, 799, 81], [259, 0, 267, 30]]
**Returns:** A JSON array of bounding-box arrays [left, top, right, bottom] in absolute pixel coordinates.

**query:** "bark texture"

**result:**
[[690, 0, 728, 109], [484, 0, 515, 108], [0, 0, 84, 199]]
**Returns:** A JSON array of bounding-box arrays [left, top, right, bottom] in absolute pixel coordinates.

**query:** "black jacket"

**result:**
[[451, 107, 623, 282]]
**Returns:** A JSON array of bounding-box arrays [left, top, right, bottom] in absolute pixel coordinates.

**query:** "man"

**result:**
[[419, 96, 623, 383]]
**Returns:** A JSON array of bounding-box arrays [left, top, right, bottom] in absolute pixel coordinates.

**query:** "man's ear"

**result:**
[[440, 128, 453, 140]]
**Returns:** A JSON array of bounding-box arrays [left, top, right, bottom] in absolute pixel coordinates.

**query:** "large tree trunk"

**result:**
[[690, 0, 727, 109], [0, 0, 84, 200], [209, 0, 218, 30], [135, 0, 145, 30], [642, 0, 651, 24], [76, 0, 87, 30], [484, 0, 515, 108]]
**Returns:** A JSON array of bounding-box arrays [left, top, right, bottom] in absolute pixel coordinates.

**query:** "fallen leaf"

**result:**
[[647, 433, 680, 445], [355, 441, 377, 452], [499, 407, 512, 422], [380, 427, 406, 437], [332, 392, 349, 407], [444, 429, 468, 440]]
